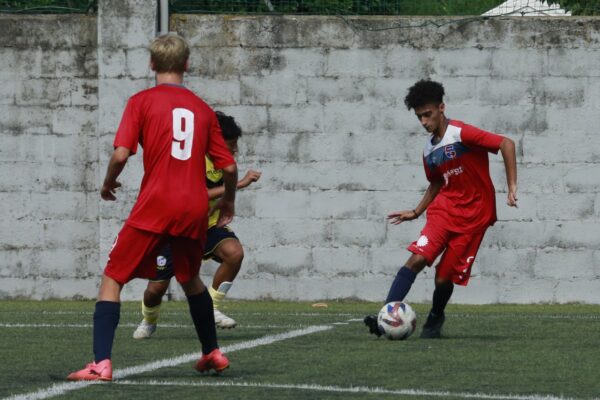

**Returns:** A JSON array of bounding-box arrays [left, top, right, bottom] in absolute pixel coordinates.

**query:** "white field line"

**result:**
[[3, 311, 600, 320], [0, 323, 309, 329], [1, 311, 358, 317], [113, 379, 581, 400], [1, 325, 331, 400]]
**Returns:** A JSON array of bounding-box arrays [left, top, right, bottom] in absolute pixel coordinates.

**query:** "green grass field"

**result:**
[[1, 300, 599, 400]]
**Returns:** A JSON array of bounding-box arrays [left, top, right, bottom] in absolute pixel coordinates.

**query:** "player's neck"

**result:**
[[432, 117, 449, 141], [155, 72, 185, 86]]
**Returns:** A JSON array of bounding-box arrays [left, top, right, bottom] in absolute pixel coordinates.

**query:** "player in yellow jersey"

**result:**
[[133, 111, 261, 337]]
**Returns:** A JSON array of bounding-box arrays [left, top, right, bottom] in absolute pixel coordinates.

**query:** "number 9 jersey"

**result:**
[[113, 84, 235, 240]]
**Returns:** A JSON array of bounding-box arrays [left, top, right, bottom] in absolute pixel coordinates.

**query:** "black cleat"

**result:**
[[420, 312, 445, 339], [364, 315, 382, 337]]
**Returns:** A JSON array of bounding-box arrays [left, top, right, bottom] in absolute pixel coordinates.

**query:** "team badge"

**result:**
[[156, 255, 167, 269], [444, 144, 456, 159], [416, 235, 429, 248]]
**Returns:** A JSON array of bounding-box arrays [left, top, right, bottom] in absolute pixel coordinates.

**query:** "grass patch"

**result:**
[[1, 300, 599, 399]]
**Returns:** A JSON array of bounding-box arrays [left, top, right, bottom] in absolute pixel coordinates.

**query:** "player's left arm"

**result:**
[[212, 164, 238, 227], [101, 146, 131, 201], [462, 124, 518, 208], [499, 137, 518, 207], [206, 111, 238, 226], [207, 169, 262, 200]]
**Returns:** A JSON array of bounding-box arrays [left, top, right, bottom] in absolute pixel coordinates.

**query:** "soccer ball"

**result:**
[[377, 301, 417, 340]]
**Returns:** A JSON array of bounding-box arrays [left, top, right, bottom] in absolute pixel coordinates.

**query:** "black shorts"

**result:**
[[152, 226, 238, 282]]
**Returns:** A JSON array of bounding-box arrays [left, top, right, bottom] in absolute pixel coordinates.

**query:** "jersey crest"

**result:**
[[444, 144, 457, 159], [424, 124, 470, 170]]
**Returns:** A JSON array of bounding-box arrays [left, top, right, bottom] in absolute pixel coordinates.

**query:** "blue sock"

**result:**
[[93, 301, 120, 363], [187, 290, 218, 355], [385, 266, 417, 303]]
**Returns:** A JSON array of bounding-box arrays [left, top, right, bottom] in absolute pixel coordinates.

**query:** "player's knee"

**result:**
[[179, 276, 206, 296], [222, 242, 244, 266], [405, 255, 428, 273], [145, 281, 169, 298], [435, 277, 453, 287]]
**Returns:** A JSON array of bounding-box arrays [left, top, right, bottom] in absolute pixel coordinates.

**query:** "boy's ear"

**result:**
[[439, 102, 446, 113], [150, 59, 156, 71]]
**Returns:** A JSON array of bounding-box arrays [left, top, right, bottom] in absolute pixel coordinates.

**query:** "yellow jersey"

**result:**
[[205, 156, 223, 228]]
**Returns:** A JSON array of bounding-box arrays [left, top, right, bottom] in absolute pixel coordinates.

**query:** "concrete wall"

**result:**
[[0, 15, 99, 299], [1, 8, 599, 302], [176, 15, 600, 303]]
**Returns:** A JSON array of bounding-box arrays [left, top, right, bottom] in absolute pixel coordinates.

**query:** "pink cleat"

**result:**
[[67, 359, 112, 381], [194, 349, 229, 374]]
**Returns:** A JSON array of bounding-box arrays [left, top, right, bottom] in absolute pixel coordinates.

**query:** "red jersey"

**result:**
[[423, 120, 504, 233], [113, 84, 235, 239]]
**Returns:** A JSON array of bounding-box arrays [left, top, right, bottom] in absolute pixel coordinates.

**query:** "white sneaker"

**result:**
[[132, 320, 157, 339], [214, 310, 236, 329]]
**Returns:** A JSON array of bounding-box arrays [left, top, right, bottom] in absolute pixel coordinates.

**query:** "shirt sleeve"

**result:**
[[206, 111, 236, 169], [113, 97, 142, 154], [460, 123, 504, 154]]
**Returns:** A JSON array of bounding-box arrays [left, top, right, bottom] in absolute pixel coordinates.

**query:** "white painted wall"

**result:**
[[1, 8, 599, 303]]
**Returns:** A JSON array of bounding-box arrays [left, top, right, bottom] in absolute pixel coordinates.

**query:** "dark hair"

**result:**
[[404, 80, 445, 110], [215, 111, 242, 140]]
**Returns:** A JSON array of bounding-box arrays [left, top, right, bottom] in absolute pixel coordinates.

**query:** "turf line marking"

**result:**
[[1, 325, 331, 400], [4, 311, 600, 320], [0, 323, 308, 329], [113, 379, 579, 400]]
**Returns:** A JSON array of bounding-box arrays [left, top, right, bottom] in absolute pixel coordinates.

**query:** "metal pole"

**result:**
[[264, 0, 275, 11], [159, 0, 169, 35]]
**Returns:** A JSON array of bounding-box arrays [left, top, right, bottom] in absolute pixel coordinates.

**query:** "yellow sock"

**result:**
[[208, 286, 226, 311], [142, 301, 161, 324]]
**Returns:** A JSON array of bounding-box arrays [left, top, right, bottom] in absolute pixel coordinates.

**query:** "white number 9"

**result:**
[[171, 108, 194, 160]]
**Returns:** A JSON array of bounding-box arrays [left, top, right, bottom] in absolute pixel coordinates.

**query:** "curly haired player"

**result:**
[[365, 79, 518, 339]]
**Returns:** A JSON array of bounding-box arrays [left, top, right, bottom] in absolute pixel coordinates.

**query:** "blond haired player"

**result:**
[[68, 34, 237, 381]]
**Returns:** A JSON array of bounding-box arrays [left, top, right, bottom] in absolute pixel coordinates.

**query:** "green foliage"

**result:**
[[547, 0, 600, 15], [0, 0, 95, 13], [170, 0, 506, 15]]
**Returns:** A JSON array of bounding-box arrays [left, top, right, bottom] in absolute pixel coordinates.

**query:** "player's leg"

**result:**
[[68, 225, 164, 380], [421, 230, 486, 339], [133, 279, 170, 339], [420, 277, 453, 339], [133, 246, 174, 339], [67, 274, 122, 381], [364, 254, 428, 337], [364, 223, 449, 337], [207, 229, 243, 329], [384, 254, 428, 303], [172, 237, 229, 373]]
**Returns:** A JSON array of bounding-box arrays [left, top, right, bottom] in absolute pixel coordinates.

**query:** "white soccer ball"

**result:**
[[377, 301, 417, 340]]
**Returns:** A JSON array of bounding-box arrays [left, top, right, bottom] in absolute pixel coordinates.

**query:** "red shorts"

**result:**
[[407, 221, 486, 286], [104, 224, 204, 284]]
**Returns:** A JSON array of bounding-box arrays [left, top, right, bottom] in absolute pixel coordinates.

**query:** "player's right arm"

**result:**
[[103, 96, 141, 201], [387, 178, 443, 225], [101, 146, 131, 201]]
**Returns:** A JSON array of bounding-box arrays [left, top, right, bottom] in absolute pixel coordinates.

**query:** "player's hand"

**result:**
[[387, 210, 419, 225], [238, 170, 262, 189], [214, 199, 235, 227], [101, 181, 121, 201], [507, 184, 518, 208]]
